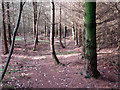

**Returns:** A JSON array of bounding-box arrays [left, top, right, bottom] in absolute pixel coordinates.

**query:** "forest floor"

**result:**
[[1, 36, 120, 89]]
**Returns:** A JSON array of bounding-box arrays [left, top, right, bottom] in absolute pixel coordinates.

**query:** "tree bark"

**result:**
[[50, 0, 61, 65], [2, 0, 9, 54], [85, 2, 100, 78], [6, 2, 11, 46], [0, 1, 24, 80]]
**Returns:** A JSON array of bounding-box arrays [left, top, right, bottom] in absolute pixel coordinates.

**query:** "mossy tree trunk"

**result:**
[[50, 0, 61, 65], [85, 2, 100, 78]]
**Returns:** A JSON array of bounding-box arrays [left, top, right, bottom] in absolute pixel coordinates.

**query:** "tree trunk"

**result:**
[[75, 27, 78, 46], [0, 1, 24, 80], [72, 23, 75, 40], [6, 2, 11, 46], [85, 2, 100, 78], [2, 0, 9, 54], [78, 28, 82, 47], [33, 6, 41, 51], [44, 22, 47, 37], [81, 28, 85, 57], [12, 2, 15, 28], [64, 26, 67, 46], [59, 3, 65, 48], [33, 2, 38, 44], [50, 0, 61, 65]]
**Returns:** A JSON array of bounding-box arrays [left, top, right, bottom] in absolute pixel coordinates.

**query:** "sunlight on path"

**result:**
[[13, 54, 46, 60], [57, 53, 80, 58]]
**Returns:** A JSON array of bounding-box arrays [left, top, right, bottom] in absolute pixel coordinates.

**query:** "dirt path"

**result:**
[[1, 37, 119, 88]]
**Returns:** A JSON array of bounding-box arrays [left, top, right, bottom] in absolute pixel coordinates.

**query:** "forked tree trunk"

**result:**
[[2, 0, 9, 54], [6, 2, 11, 46], [0, 1, 24, 80], [85, 2, 100, 78], [50, 0, 61, 65]]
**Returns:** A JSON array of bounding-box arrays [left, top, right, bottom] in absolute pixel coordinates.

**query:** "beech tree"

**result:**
[[84, 2, 100, 78]]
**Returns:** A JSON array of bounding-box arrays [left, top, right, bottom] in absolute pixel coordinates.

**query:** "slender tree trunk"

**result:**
[[0, 1, 24, 80], [82, 27, 85, 58], [46, 26, 49, 37], [45, 22, 47, 37], [64, 26, 67, 46], [59, 3, 65, 48], [72, 23, 75, 40], [75, 27, 78, 46], [12, 2, 15, 28], [33, 2, 38, 44], [6, 2, 11, 46], [33, 7, 41, 51], [78, 28, 82, 47], [50, 0, 61, 65], [2, 0, 9, 54], [85, 2, 100, 78]]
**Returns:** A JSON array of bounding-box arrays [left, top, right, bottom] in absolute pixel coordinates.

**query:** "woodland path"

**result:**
[[1, 36, 119, 88]]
